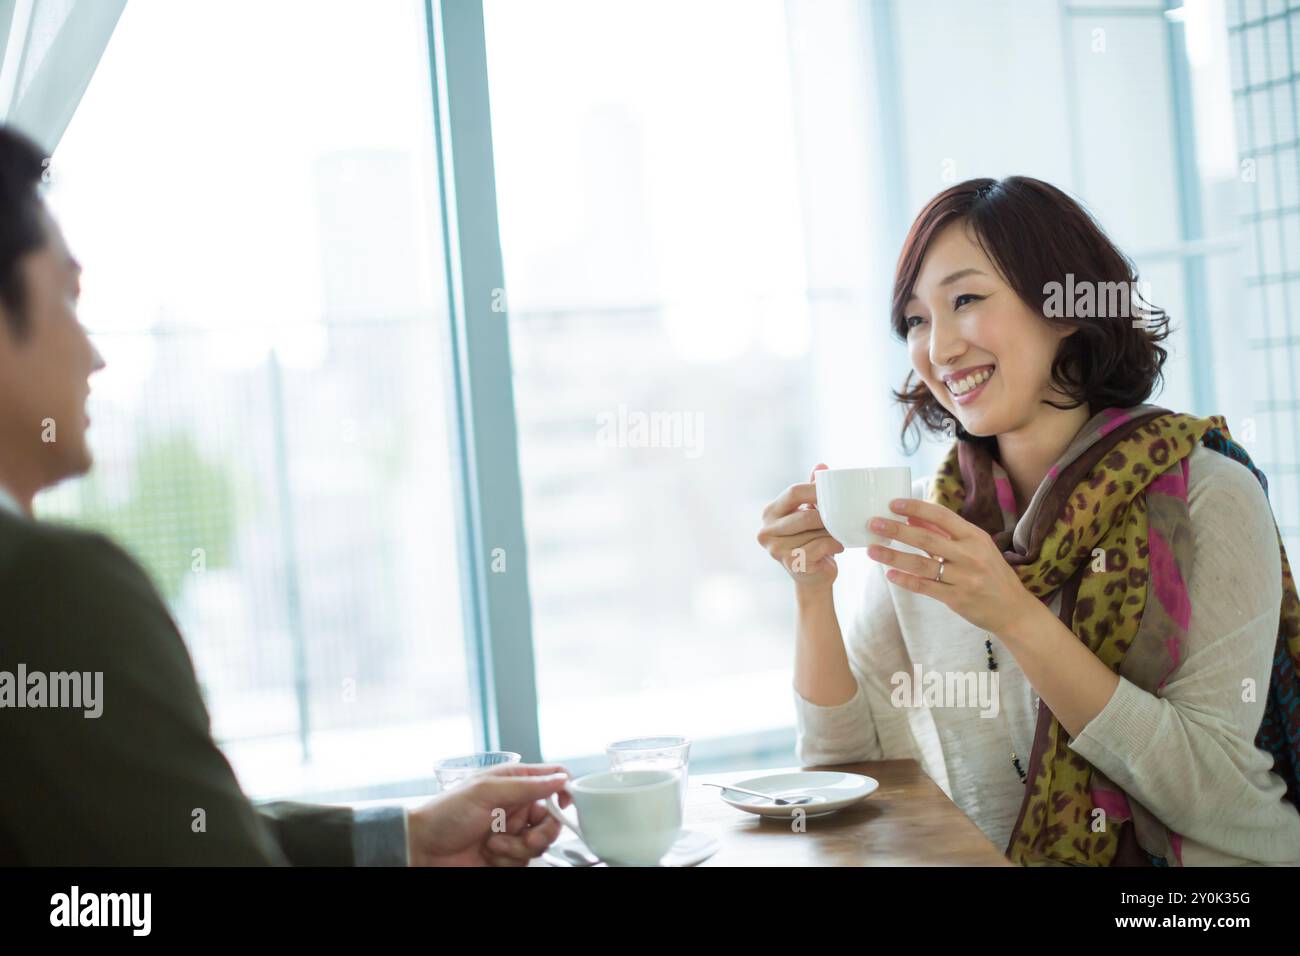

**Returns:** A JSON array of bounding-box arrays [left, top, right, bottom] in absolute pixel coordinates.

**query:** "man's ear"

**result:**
[[0, 303, 31, 359]]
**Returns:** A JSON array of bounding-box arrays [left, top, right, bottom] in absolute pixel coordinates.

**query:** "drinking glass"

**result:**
[[434, 751, 522, 790], [606, 736, 691, 815]]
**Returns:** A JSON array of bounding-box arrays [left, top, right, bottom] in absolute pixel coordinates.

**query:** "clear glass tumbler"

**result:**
[[434, 751, 522, 791], [606, 736, 691, 817]]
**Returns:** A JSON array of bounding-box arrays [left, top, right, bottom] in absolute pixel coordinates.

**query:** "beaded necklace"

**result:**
[[983, 634, 1039, 784]]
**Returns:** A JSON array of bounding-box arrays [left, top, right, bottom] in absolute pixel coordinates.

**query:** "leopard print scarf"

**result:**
[[929, 405, 1300, 866]]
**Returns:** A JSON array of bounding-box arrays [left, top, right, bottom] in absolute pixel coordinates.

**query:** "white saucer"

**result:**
[[542, 829, 719, 867], [714, 770, 878, 819]]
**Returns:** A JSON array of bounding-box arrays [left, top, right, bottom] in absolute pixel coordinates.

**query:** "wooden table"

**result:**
[[522, 764, 1008, 868], [353, 758, 1011, 866], [674, 760, 1012, 866]]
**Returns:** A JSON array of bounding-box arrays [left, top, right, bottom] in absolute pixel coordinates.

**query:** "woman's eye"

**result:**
[[905, 315, 926, 330], [954, 293, 983, 309]]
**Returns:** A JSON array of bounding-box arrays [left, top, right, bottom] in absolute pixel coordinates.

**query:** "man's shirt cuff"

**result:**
[[351, 805, 409, 866]]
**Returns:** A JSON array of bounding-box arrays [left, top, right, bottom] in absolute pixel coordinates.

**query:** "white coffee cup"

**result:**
[[814, 466, 913, 548], [544, 769, 682, 866]]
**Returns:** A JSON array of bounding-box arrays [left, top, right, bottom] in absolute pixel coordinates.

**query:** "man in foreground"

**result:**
[[0, 124, 567, 865]]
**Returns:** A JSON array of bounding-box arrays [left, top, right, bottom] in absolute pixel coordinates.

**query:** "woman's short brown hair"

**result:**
[[889, 176, 1172, 455]]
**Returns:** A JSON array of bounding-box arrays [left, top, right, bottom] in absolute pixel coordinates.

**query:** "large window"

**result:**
[[40, 0, 471, 801], [1227, 0, 1300, 549], [483, 0, 817, 759]]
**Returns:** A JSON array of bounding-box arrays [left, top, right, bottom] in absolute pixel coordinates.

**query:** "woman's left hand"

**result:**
[[866, 497, 1037, 636]]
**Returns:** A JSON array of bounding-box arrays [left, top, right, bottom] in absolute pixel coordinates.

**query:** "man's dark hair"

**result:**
[[889, 175, 1172, 455], [0, 126, 52, 338]]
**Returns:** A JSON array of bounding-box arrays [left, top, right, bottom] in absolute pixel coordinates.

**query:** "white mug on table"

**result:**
[[544, 769, 682, 866]]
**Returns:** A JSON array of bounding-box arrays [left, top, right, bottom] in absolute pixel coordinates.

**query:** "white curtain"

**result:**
[[0, 0, 126, 153]]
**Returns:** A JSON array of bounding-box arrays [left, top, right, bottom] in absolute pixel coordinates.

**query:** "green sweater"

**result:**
[[0, 510, 355, 865]]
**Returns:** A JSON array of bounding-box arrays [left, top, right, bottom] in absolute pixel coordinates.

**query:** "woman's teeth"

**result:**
[[947, 367, 994, 395]]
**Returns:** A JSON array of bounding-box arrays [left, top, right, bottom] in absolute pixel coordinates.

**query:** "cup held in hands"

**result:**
[[814, 466, 912, 549]]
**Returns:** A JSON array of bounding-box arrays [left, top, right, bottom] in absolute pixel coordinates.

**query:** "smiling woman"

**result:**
[[890, 177, 1172, 502], [761, 175, 1300, 866]]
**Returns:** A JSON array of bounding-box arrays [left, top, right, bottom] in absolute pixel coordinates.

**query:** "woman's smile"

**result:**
[[944, 364, 996, 406]]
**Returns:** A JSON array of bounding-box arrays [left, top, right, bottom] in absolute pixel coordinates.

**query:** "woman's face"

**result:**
[[903, 220, 1075, 438]]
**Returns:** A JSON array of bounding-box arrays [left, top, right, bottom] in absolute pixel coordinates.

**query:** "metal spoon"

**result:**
[[703, 782, 814, 805], [557, 845, 601, 866]]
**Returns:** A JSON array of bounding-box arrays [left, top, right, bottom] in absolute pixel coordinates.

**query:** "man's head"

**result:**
[[0, 126, 104, 509]]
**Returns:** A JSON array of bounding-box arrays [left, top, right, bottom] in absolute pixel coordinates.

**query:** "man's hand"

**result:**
[[406, 763, 573, 866]]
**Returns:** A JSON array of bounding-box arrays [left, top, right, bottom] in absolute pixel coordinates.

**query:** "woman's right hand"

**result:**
[[757, 463, 844, 591]]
